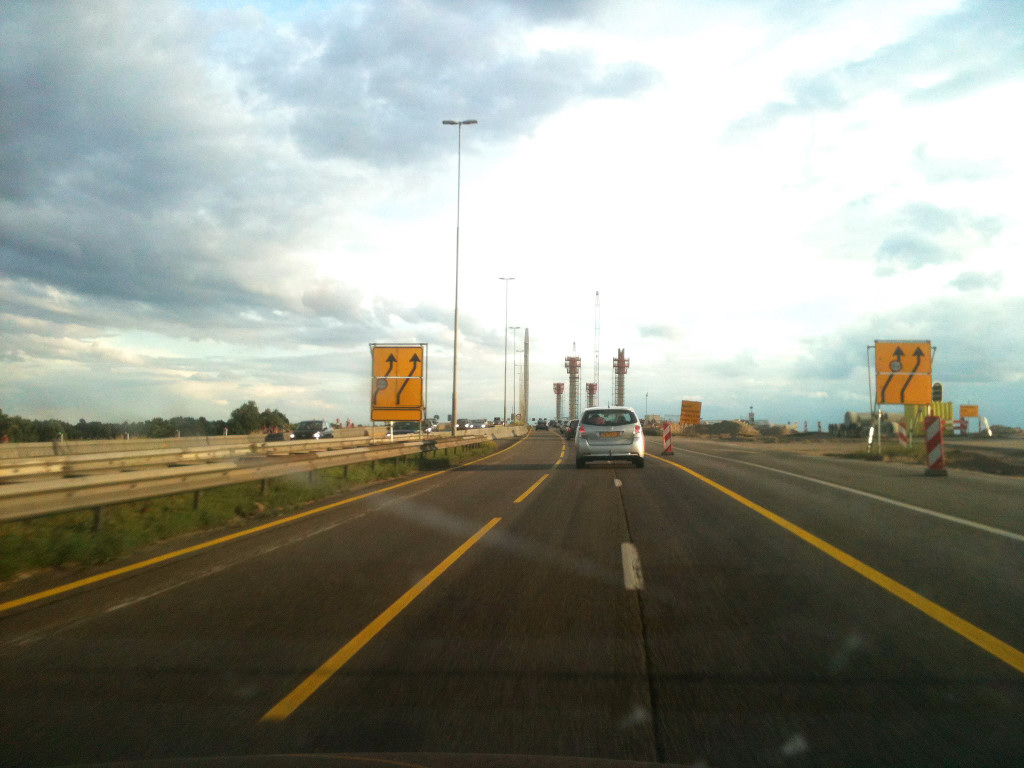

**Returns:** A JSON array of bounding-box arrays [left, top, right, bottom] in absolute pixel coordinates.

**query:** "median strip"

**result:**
[[654, 454, 1024, 677], [261, 516, 502, 721]]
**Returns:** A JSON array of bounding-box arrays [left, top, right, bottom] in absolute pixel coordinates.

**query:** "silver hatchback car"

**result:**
[[575, 406, 645, 468]]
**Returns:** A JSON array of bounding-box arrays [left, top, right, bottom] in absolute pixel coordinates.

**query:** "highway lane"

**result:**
[[1, 430, 1022, 766], [628, 449, 1024, 765]]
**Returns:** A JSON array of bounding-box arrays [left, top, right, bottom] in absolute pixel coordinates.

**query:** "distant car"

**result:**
[[390, 421, 421, 435], [565, 419, 579, 442], [575, 407, 644, 468], [390, 420, 437, 435], [471, 419, 488, 429], [292, 420, 334, 440], [456, 418, 472, 430], [536, 419, 548, 430], [264, 429, 293, 442]]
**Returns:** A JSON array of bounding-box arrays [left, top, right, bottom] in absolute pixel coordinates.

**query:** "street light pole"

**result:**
[[509, 326, 520, 423], [499, 277, 514, 424], [443, 119, 478, 436]]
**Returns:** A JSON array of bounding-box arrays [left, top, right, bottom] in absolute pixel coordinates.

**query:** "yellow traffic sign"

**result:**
[[680, 400, 702, 425], [372, 376, 423, 410], [370, 344, 425, 421], [960, 404, 979, 418], [372, 346, 424, 378], [875, 341, 932, 374], [876, 373, 932, 405]]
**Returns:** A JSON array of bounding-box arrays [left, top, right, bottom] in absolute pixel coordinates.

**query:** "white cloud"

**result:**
[[0, 0, 1021, 428]]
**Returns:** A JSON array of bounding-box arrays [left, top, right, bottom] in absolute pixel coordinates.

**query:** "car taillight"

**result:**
[[578, 425, 585, 435], [634, 425, 641, 435]]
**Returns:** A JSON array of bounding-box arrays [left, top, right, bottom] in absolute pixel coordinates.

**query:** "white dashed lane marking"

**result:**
[[621, 542, 644, 591]]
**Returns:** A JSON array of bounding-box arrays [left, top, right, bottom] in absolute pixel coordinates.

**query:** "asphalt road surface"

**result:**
[[1, 432, 1022, 767]]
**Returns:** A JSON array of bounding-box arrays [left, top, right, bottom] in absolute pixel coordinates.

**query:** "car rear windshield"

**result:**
[[581, 410, 636, 426]]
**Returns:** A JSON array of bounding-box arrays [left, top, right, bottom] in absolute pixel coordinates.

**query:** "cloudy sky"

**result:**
[[1, 0, 1022, 428]]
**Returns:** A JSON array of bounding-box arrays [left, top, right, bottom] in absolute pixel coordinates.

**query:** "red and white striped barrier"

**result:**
[[897, 421, 909, 448], [924, 416, 948, 476], [662, 422, 673, 455]]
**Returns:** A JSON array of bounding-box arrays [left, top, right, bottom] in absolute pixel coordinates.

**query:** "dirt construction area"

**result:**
[[657, 421, 1024, 476]]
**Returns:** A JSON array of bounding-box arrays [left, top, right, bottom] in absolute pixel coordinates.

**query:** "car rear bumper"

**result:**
[[576, 441, 645, 460]]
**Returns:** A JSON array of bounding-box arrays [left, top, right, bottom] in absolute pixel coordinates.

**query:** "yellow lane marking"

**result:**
[[0, 437, 527, 615], [654, 455, 1024, 676], [261, 516, 502, 721], [514, 474, 549, 504]]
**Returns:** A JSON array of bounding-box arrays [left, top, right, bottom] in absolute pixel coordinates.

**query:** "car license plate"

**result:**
[[601, 431, 620, 438]]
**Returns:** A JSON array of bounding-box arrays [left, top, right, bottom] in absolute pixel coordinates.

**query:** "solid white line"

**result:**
[[621, 542, 644, 591], [677, 448, 1024, 544], [613, 478, 623, 487]]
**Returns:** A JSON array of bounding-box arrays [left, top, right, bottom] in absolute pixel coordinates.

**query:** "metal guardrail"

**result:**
[[0, 437, 386, 483], [0, 427, 397, 462], [0, 429, 471, 483], [0, 427, 528, 524]]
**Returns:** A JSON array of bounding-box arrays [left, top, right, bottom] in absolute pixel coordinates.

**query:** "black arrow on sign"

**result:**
[[879, 374, 894, 403], [910, 347, 925, 372], [372, 377, 388, 405], [396, 353, 422, 404], [898, 347, 926, 403], [879, 346, 905, 403], [372, 354, 399, 406]]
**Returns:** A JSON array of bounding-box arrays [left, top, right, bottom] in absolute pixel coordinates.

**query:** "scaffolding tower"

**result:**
[[613, 348, 629, 406], [565, 356, 581, 419]]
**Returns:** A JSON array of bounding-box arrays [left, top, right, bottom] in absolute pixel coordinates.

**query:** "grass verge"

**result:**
[[833, 444, 927, 464], [0, 442, 497, 582]]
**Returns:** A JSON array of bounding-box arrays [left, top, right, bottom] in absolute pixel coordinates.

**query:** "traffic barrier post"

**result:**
[[924, 416, 948, 477], [662, 422, 673, 455], [897, 421, 909, 448]]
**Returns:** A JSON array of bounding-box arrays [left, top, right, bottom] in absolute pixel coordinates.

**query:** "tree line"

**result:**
[[0, 401, 291, 443]]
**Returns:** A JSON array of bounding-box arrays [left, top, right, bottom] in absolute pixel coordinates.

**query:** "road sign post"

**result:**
[[872, 339, 935, 454]]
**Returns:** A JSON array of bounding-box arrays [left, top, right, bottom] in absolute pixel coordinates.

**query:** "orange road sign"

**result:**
[[372, 346, 424, 378], [876, 373, 932, 405], [875, 340, 933, 405], [680, 400, 702, 425], [875, 341, 932, 374], [371, 344, 425, 421], [960, 404, 979, 418]]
